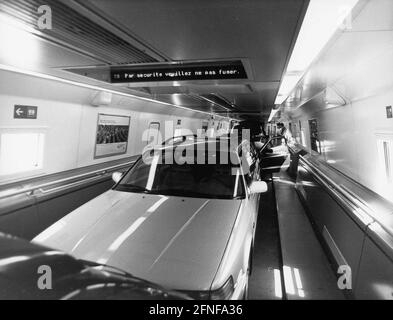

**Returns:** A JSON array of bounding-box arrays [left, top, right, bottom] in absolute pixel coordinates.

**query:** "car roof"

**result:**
[[156, 136, 248, 153]]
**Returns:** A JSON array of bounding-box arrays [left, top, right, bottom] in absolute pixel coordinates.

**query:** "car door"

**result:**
[[238, 141, 260, 254], [243, 142, 260, 226]]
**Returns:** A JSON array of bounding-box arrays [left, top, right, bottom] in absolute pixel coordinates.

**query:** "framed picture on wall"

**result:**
[[94, 114, 131, 159]]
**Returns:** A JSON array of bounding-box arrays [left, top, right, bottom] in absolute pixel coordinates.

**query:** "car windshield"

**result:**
[[115, 147, 245, 199]]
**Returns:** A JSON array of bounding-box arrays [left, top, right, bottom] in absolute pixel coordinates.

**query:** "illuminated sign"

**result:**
[[110, 60, 247, 83], [14, 105, 38, 119]]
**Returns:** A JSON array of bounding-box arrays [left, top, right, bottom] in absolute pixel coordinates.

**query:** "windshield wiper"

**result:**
[[80, 259, 168, 288], [155, 189, 222, 198], [81, 259, 135, 278], [117, 184, 150, 193], [158, 189, 244, 199]]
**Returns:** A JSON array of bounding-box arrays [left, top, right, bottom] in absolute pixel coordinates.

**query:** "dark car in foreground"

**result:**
[[0, 233, 189, 300]]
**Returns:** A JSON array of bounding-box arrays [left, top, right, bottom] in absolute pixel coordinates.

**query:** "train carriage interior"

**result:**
[[0, 0, 392, 302]]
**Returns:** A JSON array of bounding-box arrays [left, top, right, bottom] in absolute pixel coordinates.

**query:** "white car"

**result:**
[[33, 139, 266, 299]]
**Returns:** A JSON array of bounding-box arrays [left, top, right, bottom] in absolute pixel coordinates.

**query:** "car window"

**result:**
[[116, 150, 246, 199]]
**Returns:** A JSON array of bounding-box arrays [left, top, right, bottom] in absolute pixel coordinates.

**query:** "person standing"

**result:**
[[277, 123, 292, 144]]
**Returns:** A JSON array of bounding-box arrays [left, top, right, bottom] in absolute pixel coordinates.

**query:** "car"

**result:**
[[0, 232, 189, 300], [33, 138, 267, 299]]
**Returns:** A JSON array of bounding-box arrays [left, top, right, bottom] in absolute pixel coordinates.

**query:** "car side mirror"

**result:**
[[112, 172, 123, 184], [249, 181, 268, 194]]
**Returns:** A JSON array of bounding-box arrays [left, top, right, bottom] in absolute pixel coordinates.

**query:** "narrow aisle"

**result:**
[[273, 161, 345, 300], [248, 176, 284, 299]]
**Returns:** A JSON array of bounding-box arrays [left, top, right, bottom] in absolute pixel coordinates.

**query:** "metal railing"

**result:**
[[299, 154, 393, 240], [258, 135, 286, 154], [0, 159, 138, 201]]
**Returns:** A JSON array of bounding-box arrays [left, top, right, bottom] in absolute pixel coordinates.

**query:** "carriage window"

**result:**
[[0, 131, 45, 176]]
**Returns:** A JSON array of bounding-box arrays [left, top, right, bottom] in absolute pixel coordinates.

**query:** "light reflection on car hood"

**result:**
[[33, 190, 242, 291]]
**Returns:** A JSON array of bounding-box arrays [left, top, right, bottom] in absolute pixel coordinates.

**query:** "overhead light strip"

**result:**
[[275, 0, 359, 105], [268, 108, 279, 122]]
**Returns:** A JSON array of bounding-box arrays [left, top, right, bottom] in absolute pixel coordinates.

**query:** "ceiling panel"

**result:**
[[86, 0, 306, 81], [0, 0, 308, 121], [0, 0, 158, 65], [79, 0, 308, 120]]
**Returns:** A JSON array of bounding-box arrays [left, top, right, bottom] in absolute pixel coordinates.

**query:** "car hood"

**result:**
[[33, 190, 242, 291]]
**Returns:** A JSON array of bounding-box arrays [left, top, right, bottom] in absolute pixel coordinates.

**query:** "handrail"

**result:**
[[0, 159, 138, 200], [37, 175, 105, 195], [299, 155, 393, 238], [300, 159, 371, 226], [259, 136, 285, 154]]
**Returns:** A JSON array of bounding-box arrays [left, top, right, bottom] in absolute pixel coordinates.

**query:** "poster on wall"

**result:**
[[95, 114, 131, 159]]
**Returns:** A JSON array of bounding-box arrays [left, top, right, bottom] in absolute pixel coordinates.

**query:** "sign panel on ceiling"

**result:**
[[110, 60, 247, 83]]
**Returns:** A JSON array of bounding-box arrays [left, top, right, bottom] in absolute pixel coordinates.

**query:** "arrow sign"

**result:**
[[14, 105, 38, 119]]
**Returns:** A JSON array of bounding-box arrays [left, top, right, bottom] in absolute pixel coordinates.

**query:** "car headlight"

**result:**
[[178, 277, 234, 300]]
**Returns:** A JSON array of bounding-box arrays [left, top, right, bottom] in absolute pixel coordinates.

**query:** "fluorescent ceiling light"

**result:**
[[274, 95, 286, 106], [268, 108, 279, 122], [275, 0, 359, 105], [0, 13, 39, 35], [287, 0, 359, 73], [0, 14, 41, 68], [274, 74, 302, 104]]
